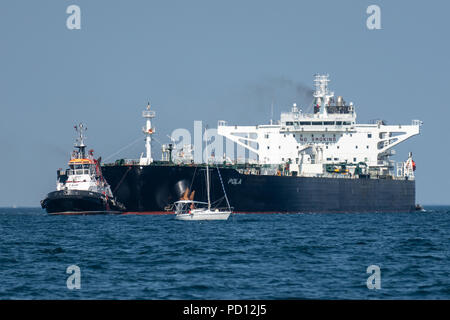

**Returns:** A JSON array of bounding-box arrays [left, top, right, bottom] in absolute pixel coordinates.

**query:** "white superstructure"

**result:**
[[56, 123, 114, 197], [218, 74, 422, 178]]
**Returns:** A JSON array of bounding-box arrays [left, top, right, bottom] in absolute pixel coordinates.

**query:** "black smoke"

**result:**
[[242, 76, 314, 116]]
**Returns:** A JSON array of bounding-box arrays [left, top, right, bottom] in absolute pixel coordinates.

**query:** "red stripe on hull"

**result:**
[[49, 211, 123, 216], [122, 211, 174, 215]]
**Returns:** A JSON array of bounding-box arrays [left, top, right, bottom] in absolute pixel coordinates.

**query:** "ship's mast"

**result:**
[[313, 74, 334, 116], [74, 123, 87, 158], [140, 102, 156, 165]]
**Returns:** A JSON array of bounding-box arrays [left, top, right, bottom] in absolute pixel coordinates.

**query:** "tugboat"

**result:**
[[41, 123, 125, 215]]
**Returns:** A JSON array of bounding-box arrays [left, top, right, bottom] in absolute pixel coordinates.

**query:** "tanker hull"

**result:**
[[101, 164, 415, 213]]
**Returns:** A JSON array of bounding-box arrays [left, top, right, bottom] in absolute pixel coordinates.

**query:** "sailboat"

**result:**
[[174, 132, 232, 221]]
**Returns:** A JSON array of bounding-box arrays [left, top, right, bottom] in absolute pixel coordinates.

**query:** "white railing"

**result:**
[[142, 110, 155, 118]]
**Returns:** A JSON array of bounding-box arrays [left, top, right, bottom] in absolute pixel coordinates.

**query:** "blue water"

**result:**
[[0, 207, 449, 299]]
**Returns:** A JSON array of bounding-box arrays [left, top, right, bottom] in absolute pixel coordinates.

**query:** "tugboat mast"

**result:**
[[74, 123, 87, 158], [140, 102, 156, 165]]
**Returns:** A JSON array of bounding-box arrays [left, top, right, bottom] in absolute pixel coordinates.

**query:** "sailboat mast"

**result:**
[[206, 160, 211, 210], [205, 128, 211, 210]]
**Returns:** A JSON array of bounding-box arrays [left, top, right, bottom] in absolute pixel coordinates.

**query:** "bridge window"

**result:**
[[368, 133, 372, 138], [300, 121, 311, 125]]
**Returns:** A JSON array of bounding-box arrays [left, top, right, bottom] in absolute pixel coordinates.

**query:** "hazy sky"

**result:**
[[1, 0, 449, 206]]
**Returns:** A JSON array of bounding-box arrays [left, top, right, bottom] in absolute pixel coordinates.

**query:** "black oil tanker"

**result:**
[[101, 162, 416, 213], [100, 75, 421, 213]]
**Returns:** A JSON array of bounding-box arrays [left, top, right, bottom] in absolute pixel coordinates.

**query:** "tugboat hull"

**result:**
[[41, 190, 124, 215]]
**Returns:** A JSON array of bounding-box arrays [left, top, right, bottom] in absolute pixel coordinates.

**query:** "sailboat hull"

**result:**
[[175, 210, 231, 221]]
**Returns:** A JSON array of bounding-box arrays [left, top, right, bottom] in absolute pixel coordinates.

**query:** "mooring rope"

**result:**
[[103, 136, 143, 162]]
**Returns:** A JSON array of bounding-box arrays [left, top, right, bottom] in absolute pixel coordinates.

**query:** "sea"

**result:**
[[0, 206, 449, 300]]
